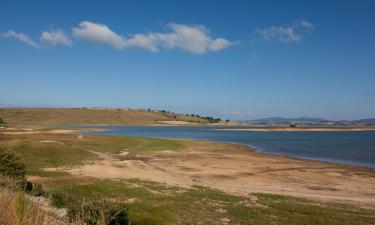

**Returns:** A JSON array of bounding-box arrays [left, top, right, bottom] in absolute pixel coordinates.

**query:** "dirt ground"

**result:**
[[42, 141, 375, 207]]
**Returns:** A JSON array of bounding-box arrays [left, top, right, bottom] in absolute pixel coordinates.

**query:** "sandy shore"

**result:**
[[42, 140, 375, 207]]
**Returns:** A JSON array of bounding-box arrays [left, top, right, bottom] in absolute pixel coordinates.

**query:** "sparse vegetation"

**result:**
[[50, 192, 66, 208], [1, 130, 375, 224], [45, 179, 375, 225], [0, 190, 58, 225], [6, 140, 95, 177], [66, 199, 129, 225]]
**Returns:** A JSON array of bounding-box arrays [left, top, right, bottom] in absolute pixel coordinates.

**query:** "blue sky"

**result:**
[[1, 0, 375, 120]]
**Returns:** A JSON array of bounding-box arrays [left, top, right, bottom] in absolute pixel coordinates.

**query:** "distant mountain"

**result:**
[[244, 117, 332, 124], [354, 118, 375, 125]]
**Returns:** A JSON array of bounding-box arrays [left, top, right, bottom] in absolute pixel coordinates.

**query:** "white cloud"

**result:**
[[209, 38, 235, 52], [2, 30, 40, 48], [2, 21, 237, 54], [72, 21, 126, 49], [298, 20, 314, 30], [41, 30, 72, 46], [156, 23, 236, 54], [72, 21, 237, 54], [256, 20, 314, 44], [126, 34, 159, 52]]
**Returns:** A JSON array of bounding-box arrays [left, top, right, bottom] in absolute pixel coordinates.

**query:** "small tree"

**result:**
[[0, 117, 4, 124], [0, 151, 26, 188]]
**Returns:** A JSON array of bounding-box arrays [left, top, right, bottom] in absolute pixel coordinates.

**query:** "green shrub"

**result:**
[[0, 117, 4, 124], [67, 199, 129, 225], [50, 192, 66, 208], [0, 151, 26, 189], [28, 183, 46, 197]]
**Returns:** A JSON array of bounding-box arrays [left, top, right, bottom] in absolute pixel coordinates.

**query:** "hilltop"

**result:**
[[242, 117, 375, 126], [0, 108, 218, 126], [354, 118, 375, 125], [246, 117, 330, 124]]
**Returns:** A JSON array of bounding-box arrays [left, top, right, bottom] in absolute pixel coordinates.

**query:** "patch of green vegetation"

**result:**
[[27, 183, 46, 197], [7, 141, 95, 176], [50, 191, 66, 208], [249, 193, 375, 225], [67, 199, 129, 225], [81, 136, 184, 153], [47, 179, 375, 225], [0, 150, 26, 188], [79, 136, 185, 160]]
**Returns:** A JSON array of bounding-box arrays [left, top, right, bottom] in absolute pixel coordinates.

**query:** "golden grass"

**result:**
[[0, 188, 121, 225], [0, 190, 60, 225], [0, 108, 208, 126]]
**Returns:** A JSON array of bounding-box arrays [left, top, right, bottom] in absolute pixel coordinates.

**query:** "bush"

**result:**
[[50, 191, 66, 208], [27, 183, 46, 197], [0, 117, 4, 124], [0, 151, 26, 189], [67, 198, 129, 225]]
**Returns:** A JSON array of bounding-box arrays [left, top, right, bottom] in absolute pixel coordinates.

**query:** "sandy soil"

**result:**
[[39, 140, 66, 145], [52, 141, 375, 206]]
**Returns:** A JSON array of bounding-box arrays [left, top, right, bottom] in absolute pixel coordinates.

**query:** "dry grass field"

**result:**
[[0, 108, 211, 126]]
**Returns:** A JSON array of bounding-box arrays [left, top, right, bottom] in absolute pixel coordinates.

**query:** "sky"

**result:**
[[1, 0, 375, 120]]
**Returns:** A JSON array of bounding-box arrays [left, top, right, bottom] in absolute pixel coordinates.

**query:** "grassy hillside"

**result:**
[[0, 108, 211, 126]]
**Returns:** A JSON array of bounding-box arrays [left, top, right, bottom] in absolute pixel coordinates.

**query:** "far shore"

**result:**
[[214, 127, 375, 132]]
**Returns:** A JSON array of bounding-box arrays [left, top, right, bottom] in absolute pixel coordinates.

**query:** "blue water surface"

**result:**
[[79, 126, 375, 168]]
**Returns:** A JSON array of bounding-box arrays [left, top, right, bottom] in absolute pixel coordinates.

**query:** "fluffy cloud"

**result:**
[[126, 34, 159, 52], [256, 20, 314, 44], [72, 21, 237, 54], [2, 21, 237, 54], [72, 21, 126, 49], [156, 23, 236, 54], [2, 30, 40, 48], [41, 30, 72, 46]]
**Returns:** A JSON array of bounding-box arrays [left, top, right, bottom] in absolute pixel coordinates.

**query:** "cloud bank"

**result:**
[[256, 20, 314, 44], [72, 21, 237, 54]]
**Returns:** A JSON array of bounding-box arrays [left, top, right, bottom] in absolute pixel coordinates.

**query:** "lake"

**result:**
[[80, 126, 375, 168]]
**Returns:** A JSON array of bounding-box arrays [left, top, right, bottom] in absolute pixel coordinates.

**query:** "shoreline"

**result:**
[[2, 127, 374, 206], [214, 127, 375, 132], [58, 135, 375, 205], [2, 125, 374, 169], [77, 126, 375, 169]]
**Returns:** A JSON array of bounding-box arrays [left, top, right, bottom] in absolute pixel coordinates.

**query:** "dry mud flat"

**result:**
[[58, 141, 375, 207]]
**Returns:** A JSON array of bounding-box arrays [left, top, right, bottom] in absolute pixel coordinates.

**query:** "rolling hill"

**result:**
[[0, 108, 212, 126]]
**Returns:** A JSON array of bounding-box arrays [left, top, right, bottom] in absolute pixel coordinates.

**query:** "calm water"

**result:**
[[80, 126, 375, 168]]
